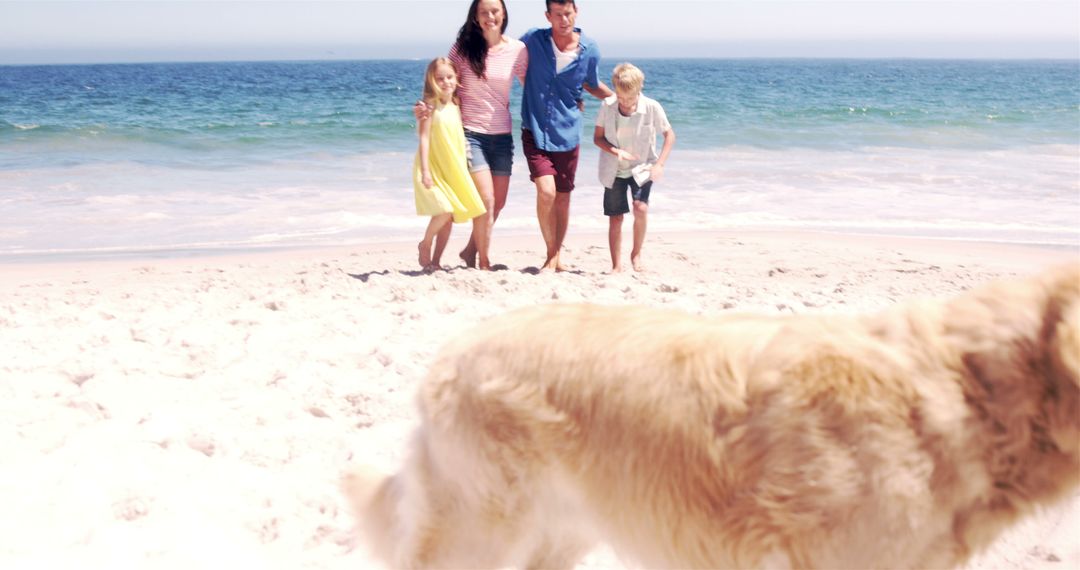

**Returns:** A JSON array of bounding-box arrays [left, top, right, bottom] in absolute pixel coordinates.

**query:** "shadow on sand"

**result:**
[[347, 262, 583, 282]]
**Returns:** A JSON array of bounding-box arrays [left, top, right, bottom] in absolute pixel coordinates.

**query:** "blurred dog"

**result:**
[[343, 264, 1079, 569]]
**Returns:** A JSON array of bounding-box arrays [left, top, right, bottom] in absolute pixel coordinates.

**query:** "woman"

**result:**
[[419, 0, 527, 270]]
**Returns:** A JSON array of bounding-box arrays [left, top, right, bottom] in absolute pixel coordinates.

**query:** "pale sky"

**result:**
[[1, 0, 1077, 64]]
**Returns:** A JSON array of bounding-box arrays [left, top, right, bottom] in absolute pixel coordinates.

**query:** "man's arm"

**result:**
[[583, 80, 613, 100]]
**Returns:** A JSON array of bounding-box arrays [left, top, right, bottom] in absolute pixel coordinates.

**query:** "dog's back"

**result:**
[[345, 265, 1080, 569]]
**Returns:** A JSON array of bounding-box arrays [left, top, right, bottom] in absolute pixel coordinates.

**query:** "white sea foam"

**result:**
[[1, 144, 1077, 259]]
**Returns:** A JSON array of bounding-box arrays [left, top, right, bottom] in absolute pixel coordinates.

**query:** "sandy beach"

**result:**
[[1, 230, 1077, 569]]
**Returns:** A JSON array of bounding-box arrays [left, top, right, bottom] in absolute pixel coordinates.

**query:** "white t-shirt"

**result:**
[[550, 37, 579, 73], [615, 112, 635, 177]]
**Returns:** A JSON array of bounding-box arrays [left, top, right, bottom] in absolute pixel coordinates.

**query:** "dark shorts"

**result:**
[[521, 129, 580, 193], [604, 177, 653, 216], [464, 130, 514, 177]]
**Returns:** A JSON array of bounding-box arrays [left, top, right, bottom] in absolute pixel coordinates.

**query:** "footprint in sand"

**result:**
[[186, 434, 217, 457], [68, 372, 95, 386], [113, 496, 151, 521]]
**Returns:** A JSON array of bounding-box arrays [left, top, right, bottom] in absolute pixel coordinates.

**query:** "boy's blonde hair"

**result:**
[[422, 57, 461, 107], [611, 63, 645, 94]]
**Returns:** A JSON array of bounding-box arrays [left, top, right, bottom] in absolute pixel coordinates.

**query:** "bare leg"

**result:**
[[461, 169, 494, 269], [608, 214, 624, 273], [419, 213, 452, 270], [534, 175, 560, 270], [491, 174, 510, 220], [552, 192, 571, 271], [630, 200, 648, 272], [461, 173, 509, 270], [418, 242, 430, 269], [431, 221, 452, 269], [488, 173, 510, 267]]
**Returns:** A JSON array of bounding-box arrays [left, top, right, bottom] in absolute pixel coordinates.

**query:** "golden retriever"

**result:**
[[343, 264, 1079, 569]]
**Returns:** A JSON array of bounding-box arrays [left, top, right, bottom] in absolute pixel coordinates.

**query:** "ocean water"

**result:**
[[1, 59, 1078, 259]]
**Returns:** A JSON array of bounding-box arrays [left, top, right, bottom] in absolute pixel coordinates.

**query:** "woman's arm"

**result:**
[[413, 101, 432, 122], [514, 45, 529, 86]]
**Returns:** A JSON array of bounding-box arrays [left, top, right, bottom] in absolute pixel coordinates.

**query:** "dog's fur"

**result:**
[[343, 265, 1080, 569]]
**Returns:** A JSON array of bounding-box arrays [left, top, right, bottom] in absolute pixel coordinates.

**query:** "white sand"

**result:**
[[1, 230, 1077, 569]]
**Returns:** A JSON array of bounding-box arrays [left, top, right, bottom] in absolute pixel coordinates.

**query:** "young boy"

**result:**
[[593, 63, 675, 273]]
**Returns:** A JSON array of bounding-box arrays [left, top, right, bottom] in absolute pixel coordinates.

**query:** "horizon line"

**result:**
[[3, 54, 1079, 67]]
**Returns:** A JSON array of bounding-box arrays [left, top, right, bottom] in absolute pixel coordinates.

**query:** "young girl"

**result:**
[[413, 57, 487, 271]]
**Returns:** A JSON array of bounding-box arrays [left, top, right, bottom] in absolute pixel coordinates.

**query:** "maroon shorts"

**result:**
[[521, 129, 580, 193]]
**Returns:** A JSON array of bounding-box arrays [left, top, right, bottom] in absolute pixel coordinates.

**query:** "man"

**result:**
[[520, 0, 612, 271]]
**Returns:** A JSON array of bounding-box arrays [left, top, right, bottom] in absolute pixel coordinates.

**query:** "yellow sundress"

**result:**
[[413, 102, 486, 223]]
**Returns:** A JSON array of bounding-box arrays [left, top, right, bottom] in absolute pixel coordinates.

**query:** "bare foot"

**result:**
[[610, 264, 626, 274], [540, 251, 569, 272], [541, 254, 560, 272], [631, 254, 646, 272], [459, 248, 477, 269], [418, 241, 432, 269]]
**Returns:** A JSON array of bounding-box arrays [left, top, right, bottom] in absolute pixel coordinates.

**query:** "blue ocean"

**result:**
[[1, 59, 1078, 259]]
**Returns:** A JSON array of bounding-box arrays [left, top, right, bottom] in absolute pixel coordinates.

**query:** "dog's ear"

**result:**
[[341, 465, 388, 517], [341, 466, 398, 563]]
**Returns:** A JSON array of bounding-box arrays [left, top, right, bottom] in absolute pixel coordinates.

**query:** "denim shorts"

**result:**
[[464, 130, 514, 177], [603, 176, 652, 216]]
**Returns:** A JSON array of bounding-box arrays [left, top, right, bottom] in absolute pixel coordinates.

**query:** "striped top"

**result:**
[[449, 38, 528, 135]]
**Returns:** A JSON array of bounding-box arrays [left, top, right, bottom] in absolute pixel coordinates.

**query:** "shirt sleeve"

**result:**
[[595, 101, 608, 127], [585, 44, 601, 89], [513, 43, 528, 85], [652, 100, 671, 132]]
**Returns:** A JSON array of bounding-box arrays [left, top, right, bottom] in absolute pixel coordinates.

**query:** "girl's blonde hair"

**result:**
[[611, 63, 645, 94], [422, 57, 461, 107]]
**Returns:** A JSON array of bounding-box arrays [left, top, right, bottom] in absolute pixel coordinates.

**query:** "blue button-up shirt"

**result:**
[[519, 27, 601, 152]]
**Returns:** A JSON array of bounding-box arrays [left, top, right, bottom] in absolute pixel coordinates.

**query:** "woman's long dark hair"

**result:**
[[454, 0, 508, 80]]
